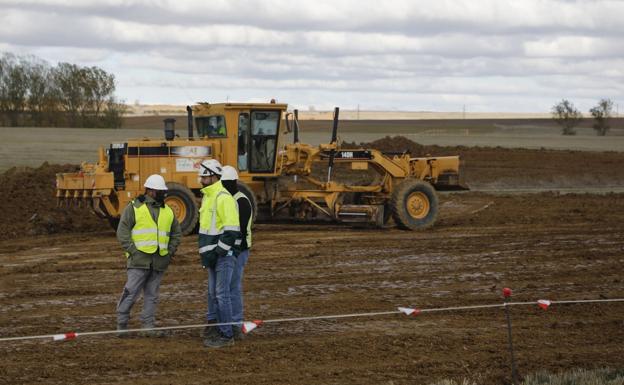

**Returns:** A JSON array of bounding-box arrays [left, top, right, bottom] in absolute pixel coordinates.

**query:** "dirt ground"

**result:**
[[1, 139, 623, 384]]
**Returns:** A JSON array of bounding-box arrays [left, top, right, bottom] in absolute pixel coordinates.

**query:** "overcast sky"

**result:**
[[1, 0, 623, 112]]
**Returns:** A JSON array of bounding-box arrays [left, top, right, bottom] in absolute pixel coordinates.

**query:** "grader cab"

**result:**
[[56, 102, 465, 234]]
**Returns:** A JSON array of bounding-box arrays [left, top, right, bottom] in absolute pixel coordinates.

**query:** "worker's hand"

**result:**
[[215, 246, 231, 258], [126, 249, 138, 260], [200, 252, 217, 269]]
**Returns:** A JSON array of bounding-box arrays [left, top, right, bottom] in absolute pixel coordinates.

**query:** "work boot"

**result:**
[[200, 320, 219, 339], [140, 325, 171, 338], [203, 332, 234, 348], [232, 325, 246, 341], [140, 329, 171, 338], [116, 323, 129, 339]]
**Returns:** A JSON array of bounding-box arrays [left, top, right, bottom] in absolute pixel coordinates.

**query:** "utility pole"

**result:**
[[463, 104, 466, 120], [357, 104, 360, 120]]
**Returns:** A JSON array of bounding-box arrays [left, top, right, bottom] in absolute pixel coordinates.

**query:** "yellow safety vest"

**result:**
[[198, 181, 240, 255], [233, 191, 253, 249], [131, 201, 175, 256]]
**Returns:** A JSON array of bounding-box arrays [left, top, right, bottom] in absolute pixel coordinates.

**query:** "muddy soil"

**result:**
[[0, 140, 623, 384], [3, 137, 624, 242]]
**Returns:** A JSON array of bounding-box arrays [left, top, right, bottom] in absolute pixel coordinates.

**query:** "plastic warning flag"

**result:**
[[242, 320, 263, 334], [53, 332, 77, 341], [398, 307, 421, 316], [537, 300, 551, 310]]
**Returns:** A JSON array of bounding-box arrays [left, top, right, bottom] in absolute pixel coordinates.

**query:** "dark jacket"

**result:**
[[222, 180, 252, 251]]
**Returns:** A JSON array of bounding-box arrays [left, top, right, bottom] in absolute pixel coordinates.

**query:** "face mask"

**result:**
[[155, 191, 167, 203], [200, 175, 215, 187]]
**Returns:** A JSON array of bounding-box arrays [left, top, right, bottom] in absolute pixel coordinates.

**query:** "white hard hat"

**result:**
[[221, 165, 239, 181], [144, 174, 168, 190], [198, 159, 223, 177]]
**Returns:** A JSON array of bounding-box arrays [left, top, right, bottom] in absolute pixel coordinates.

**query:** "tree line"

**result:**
[[552, 98, 616, 136], [0, 52, 126, 128]]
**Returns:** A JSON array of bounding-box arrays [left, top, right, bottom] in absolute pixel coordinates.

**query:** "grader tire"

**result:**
[[165, 182, 199, 235], [390, 179, 438, 230], [237, 181, 258, 221]]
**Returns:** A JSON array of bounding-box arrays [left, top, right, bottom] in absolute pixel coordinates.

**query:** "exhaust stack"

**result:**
[[186, 105, 194, 139], [164, 118, 176, 141]]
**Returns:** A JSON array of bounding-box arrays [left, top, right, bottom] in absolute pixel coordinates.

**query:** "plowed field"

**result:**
[[1, 139, 623, 385]]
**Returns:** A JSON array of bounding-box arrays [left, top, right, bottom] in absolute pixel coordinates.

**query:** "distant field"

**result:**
[[295, 118, 624, 152], [0, 127, 159, 171], [124, 104, 558, 120], [1, 118, 623, 172]]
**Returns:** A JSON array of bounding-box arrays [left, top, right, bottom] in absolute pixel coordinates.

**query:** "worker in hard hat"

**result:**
[[115, 174, 182, 337], [220, 165, 253, 340], [197, 159, 241, 348]]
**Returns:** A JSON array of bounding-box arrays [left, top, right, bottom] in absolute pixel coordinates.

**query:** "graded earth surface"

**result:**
[[0, 138, 623, 384]]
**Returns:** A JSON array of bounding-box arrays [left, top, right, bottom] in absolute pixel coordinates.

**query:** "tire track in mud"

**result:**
[[0, 192, 623, 384]]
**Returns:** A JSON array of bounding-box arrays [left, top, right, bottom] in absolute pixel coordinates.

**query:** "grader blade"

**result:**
[[336, 204, 385, 228]]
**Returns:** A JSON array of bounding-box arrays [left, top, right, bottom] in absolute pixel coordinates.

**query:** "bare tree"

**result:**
[[53, 62, 85, 127], [1, 52, 123, 128], [0, 54, 30, 126], [89, 67, 115, 119], [551, 99, 583, 135], [0, 55, 8, 125], [102, 96, 127, 128], [589, 98, 613, 136], [25, 57, 54, 126]]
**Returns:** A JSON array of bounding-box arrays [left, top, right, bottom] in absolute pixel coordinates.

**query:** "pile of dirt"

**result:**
[[0, 163, 106, 240], [346, 135, 624, 189], [344, 135, 430, 156]]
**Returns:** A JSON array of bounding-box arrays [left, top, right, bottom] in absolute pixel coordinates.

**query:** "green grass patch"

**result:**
[[430, 368, 624, 385]]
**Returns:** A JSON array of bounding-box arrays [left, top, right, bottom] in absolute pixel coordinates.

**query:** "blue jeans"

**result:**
[[207, 251, 235, 338], [230, 249, 249, 323]]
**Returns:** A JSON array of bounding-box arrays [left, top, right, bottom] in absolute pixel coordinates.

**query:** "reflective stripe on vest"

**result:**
[[131, 201, 175, 256], [233, 191, 253, 249], [199, 190, 234, 235], [198, 187, 240, 255]]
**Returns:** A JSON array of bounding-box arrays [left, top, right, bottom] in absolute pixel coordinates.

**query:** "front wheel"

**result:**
[[165, 182, 199, 235], [390, 179, 438, 230]]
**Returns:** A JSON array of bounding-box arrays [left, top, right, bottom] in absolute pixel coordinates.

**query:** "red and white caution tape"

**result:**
[[398, 307, 421, 316], [537, 300, 551, 310], [53, 332, 77, 341], [1, 297, 623, 343], [242, 320, 263, 334]]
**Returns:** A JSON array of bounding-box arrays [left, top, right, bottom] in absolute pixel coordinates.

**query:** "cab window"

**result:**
[[196, 115, 227, 138], [238, 113, 250, 171], [250, 111, 279, 172]]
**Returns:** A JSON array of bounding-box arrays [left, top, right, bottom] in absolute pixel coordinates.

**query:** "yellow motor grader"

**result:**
[[56, 102, 465, 234]]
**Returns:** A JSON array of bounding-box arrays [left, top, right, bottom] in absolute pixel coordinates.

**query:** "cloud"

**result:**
[[0, 0, 622, 111]]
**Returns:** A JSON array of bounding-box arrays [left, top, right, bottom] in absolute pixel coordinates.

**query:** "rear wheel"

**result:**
[[165, 182, 199, 235], [390, 179, 438, 230]]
